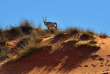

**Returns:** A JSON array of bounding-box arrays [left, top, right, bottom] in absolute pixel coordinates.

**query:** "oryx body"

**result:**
[[43, 17, 57, 29]]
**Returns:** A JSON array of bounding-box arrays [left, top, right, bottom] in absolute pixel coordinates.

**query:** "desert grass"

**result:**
[[9, 20, 33, 37], [76, 42, 99, 48], [0, 20, 105, 62], [85, 29, 95, 35], [89, 39, 97, 44], [55, 30, 64, 38], [7, 27, 51, 62], [99, 33, 108, 38], [0, 46, 10, 61], [0, 28, 10, 61], [65, 27, 80, 35], [0, 20, 34, 61], [79, 32, 95, 40], [8, 42, 52, 62]]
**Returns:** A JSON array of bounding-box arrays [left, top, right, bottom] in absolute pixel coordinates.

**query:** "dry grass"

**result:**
[[7, 27, 48, 62], [85, 29, 95, 35], [80, 33, 94, 40], [9, 20, 33, 37], [8, 43, 52, 62], [55, 31, 64, 38], [0, 47, 10, 61], [54, 28, 95, 39], [0, 28, 9, 61], [0, 21, 102, 62], [43, 28, 57, 34], [0, 20, 34, 61], [19, 37, 30, 45], [76, 42, 99, 48], [65, 27, 80, 35], [99, 33, 108, 38], [89, 39, 97, 44]]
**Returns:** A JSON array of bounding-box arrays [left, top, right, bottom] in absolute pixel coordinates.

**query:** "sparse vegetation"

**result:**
[[80, 33, 94, 40], [0, 28, 9, 61], [0, 20, 34, 61], [48, 28, 56, 34], [65, 27, 80, 35], [89, 39, 97, 44], [55, 31, 64, 38], [76, 43, 99, 48], [99, 33, 108, 38], [9, 26, 24, 37], [85, 29, 95, 35], [19, 37, 30, 45], [0, 28, 3, 36], [0, 47, 10, 61], [8, 43, 52, 62], [0, 19, 103, 62], [0, 30, 7, 45], [19, 20, 33, 34], [9, 20, 33, 37]]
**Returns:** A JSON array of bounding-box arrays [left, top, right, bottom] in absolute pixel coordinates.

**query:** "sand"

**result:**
[[0, 35, 110, 74]]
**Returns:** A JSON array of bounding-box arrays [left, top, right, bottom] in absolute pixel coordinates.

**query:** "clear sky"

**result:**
[[0, 0, 110, 35]]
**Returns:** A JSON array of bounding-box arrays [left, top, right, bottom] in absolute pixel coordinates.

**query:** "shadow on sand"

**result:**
[[0, 40, 100, 74]]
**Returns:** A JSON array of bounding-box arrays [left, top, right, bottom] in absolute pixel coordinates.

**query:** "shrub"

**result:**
[[35, 36, 42, 43], [20, 20, 33, 34], [0, 40, 7, 47], [76, 43, 99, 48], [9, 20, 33, 37], [85, 29, 95, 35], [48, 28, 56, 34], [10, 26, 23, 37], [0, 28, 3, 36], [19, 37, 30, 45], [30, 29, 42, 43], [55, 31, 64, 38], [0, 31, 7, 47], [11, 43, 52, 62], [89, 39, 97, 44], [80, 33, 94, 40], [99, 33, 108, 38], [0, 47, 10, 61], [65, 27, 80, 35]]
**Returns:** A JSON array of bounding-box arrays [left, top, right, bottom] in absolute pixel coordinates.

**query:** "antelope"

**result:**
[[43, 17, 57, 30]]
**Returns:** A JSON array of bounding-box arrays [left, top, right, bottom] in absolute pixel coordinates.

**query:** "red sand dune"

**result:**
[[0, 35, 110, 74]]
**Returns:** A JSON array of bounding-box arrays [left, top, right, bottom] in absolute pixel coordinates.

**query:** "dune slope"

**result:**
[[0, 34, 110, 74]]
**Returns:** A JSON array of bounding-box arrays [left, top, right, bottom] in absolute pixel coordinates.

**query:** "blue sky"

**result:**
[[0, 0, 110, 35]]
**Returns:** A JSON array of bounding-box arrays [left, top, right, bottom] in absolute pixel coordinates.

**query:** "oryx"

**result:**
[[43, 17, 57, 29]]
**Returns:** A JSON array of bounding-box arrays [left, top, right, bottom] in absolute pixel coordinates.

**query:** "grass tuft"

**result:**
[[99, 33, 108, 38], [76, 43, 99, 48], [80, 33, 94, 40], [0, 47, 10, 61], [20, 20, 33, 34], [55, 31, 64, 38], [85, 29, 95, 35], [89, 39, 97, 44], [9, 20, 33, 37], [48, 28, 56, 34], [19, 37, 30, 45], [65, 27, 80, 35]]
